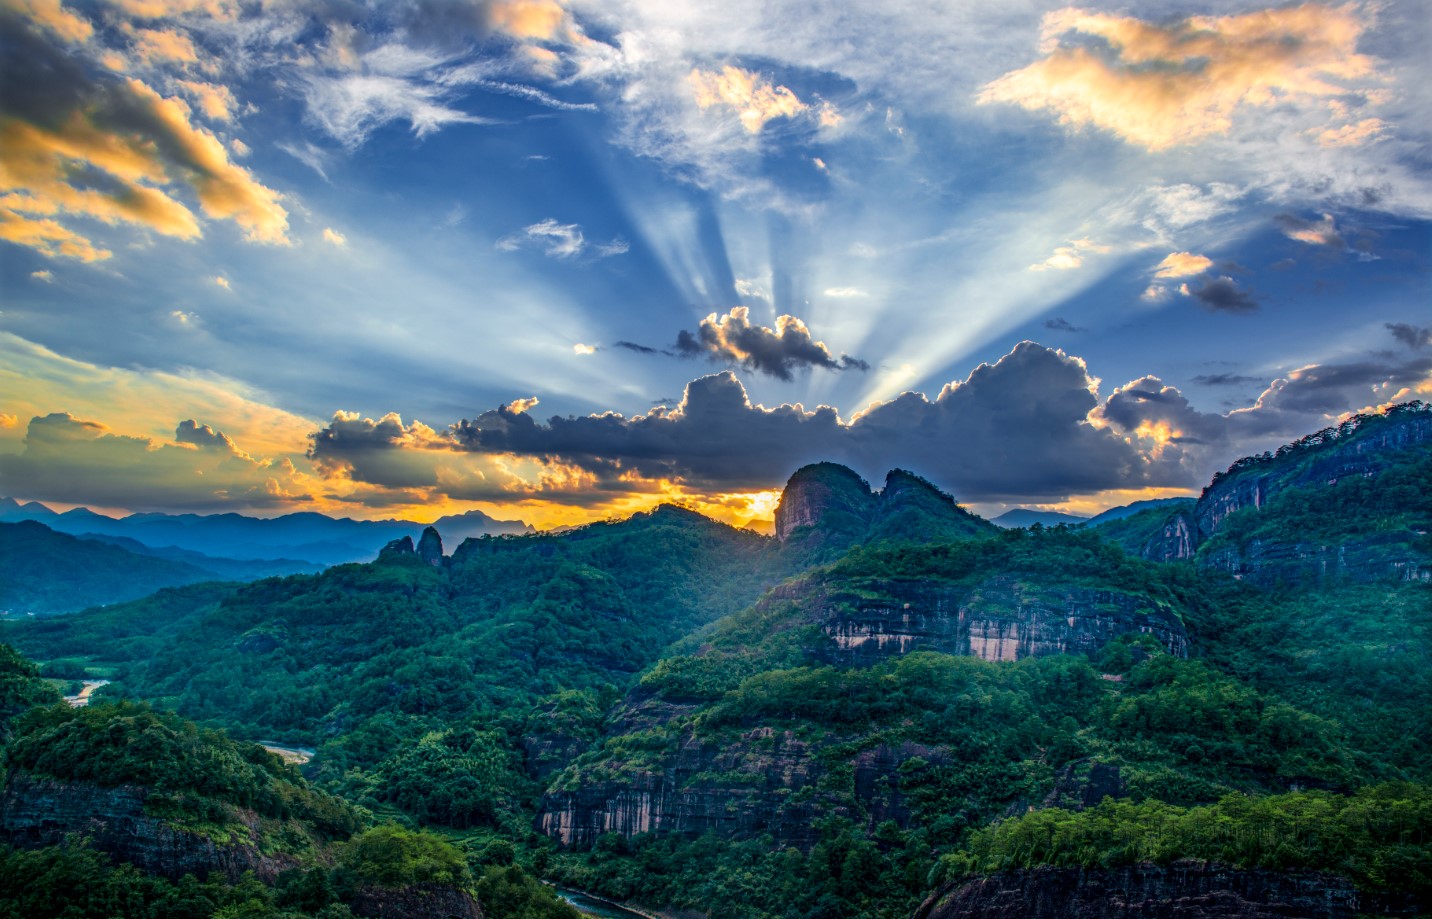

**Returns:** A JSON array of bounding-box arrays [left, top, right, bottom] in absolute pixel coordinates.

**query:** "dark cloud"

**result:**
[[613, 340, 668, 356], [314, 343, 1158, 502], [1387, 323, 1431, 350], [175, 419, 238, 451], [308, 412, 447, 489], [673, 307, 867, 381], [0, 413, 304, 511], [1191, 373, 1261, 386], [1043, 318, 1085, 333], [1184, 276, 1258, 313], [1275, 213, 1346, 249]]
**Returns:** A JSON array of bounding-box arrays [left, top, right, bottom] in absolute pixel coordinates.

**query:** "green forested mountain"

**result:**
[[0, 405, 1429, 918]]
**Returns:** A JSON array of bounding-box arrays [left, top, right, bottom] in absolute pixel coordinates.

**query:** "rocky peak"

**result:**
[[417, 526, 444, 566], [378, 535, 415, 559], [774, 463, 877, 543]]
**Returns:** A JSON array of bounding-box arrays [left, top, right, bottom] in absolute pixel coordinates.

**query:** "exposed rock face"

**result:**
[[774, 464, 993, 551], [348, 883, 484, 919], [913, 861, 1424, 919], [378, 535, 415, 559], [1202, 532, 1432, 586], [805, 575, 1187, 665], [417, 526, 444, 567], [0, 771, 299, 882], [774, 463, 877, 543], [1140, 511, 1198, 563], [538, 709, 933, 850]]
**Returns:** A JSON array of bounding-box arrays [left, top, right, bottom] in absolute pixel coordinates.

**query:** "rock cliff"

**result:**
[[417, 526, 444, 567], [913, 861, 1424, 919], [0, 771, 303, 882], [774, 465, 994, 553]]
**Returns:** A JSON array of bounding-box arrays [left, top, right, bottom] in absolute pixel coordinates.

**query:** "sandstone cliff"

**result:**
[[913, 861, 1424, 919]]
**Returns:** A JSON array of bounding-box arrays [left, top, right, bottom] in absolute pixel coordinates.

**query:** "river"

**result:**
[[63, 680, 109, 707], [555, 886, 662, 918]]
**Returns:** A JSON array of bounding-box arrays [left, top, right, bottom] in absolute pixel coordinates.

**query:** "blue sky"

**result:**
[[1, 0, 1429, 528]]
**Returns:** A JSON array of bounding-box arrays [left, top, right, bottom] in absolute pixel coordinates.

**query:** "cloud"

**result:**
[[572, 343, 596, 355], [1277, 212, 1345, 248], [689, 65, 808, 134], [1153, 251, 1213, 279], [1191, 373, 1261, 386], [176, 80, 235, 121], [613, 341, 664, 356], [322, 226, 347, 247], [1043, 317, 1084, 333], [1316, 117, 1386, 147], [4, 0, 92, 42], [0, 412, 312, 511], [980, 4, 1381, 151], [213, 275, 229, 289], [0, 12, 289, 257], [1179, 276, 1258, 313], [0, 413, 17, 429], [127, 26, 199, 66], [823, 287, 868, 298], [495, 218, 626, 259], [673, 307, 866, 381], [1029, 237, 1109, 272], [1387, 323, 1431, 350], [29, 269, 52, 282]]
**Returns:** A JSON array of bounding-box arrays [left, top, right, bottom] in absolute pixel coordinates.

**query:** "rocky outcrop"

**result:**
[[1140, 511, 1198, 563], [417, 527, 444, 567], [913, 861, 1424, 919], [774, 463, 877, 544], [774, 465, 993, 551], [538, 716, 934, 850], [805, 575, 1187, 665], [1202, 532, 1432, 586], [378, 535, 415, 559], [348, 883, 483, 919], [0, 771, 301, 882]]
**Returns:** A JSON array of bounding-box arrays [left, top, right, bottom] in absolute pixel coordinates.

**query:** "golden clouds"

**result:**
[[1, 3, 286, 259], [489, 0, 566, 41], [981, 4, 1381, 151], [2, 0, 91, 42], [690, 66, 807, 134], [128, 26, 198, 65], [1154, 251, 1213, 278], [177, 80, 235, 121]]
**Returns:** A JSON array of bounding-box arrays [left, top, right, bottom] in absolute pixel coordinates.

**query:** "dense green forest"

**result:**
[[1, 406, 1429, 918]]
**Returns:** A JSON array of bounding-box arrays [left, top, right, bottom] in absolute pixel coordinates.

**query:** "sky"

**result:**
[[1, 0, 1429, 531]]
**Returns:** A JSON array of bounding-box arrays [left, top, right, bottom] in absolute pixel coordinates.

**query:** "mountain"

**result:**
[[1094, 402, 1432, 584], [1084, 497, 1194, 526], [73, 532, 323, 580], [0, 520, 219, 615], [0, 499, 533, 566], [776, 465, 996, 557], [989, 508, 1089, 528], [1, 407, 1429, 919]]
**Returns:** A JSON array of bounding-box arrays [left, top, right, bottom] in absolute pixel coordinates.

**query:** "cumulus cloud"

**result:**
[[495, 218, 627, 259], [572, 343, 596, 355], [0, 412, 311, 510], [295, 341, 1432, 510], [1153, 251, 1213, 279], [673, 307, 867, 381], [1029, 237, 1109, 272], [1277, 212, 1345, 248], [1179, 275, 1258, 313], [175, 80, 235, 121], [322, 226, 347, 247], [980, 4, 1382, 151], [0, 10, 289, 258]]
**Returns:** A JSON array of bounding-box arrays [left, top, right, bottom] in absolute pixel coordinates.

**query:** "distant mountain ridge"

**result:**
[[0, 498, 533, 566]]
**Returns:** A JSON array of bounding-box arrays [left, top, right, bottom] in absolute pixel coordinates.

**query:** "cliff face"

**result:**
[[0, 771, 302, 882], [1140, 511, 1198, 563], [913, 861, 1424, 919], [537, 704, 933, 850], [808, 575, 1187, 665], [348, 883, 484, 919], [774, 465, 993, 552]]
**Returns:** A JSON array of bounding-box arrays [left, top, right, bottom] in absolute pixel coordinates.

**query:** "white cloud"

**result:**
[[323, 227, 347, 247], [496, 219, 627, 259]]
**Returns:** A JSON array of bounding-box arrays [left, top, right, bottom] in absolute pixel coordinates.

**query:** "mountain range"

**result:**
[[0, 402, 1428, 919]]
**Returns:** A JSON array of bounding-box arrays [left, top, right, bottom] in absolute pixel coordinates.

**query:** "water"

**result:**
[[556, 887, 653, 918]]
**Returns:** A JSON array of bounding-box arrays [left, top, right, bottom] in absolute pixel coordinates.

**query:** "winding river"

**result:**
[[555, 886, 661, 918]]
